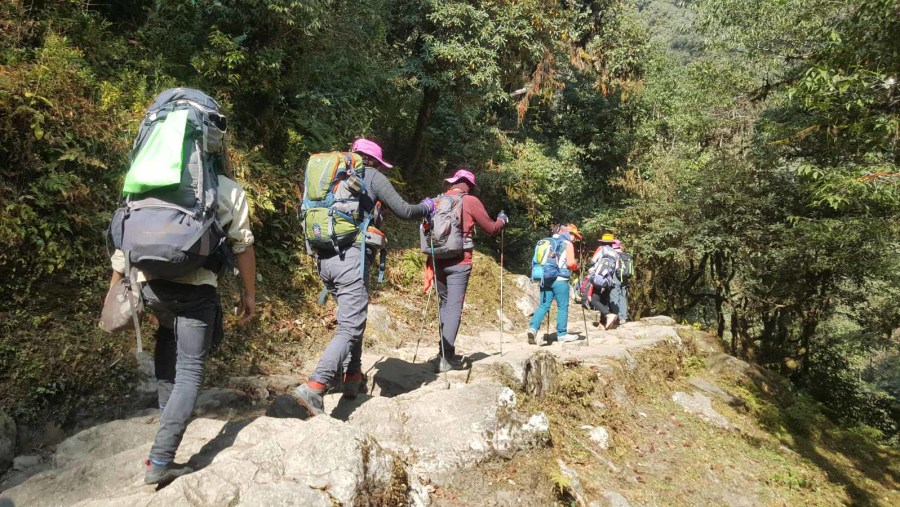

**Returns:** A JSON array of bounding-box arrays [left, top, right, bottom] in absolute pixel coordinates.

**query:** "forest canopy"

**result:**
[[0, 0, 898, 440]]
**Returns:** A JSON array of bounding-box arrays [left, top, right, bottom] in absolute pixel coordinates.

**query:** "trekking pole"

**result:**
[[123, 256, 143, 354], [546, 306, 551, 343], [579, 243, 590, 346], [429, 229, 450, 389], [499, 225, 505, 357], [581, 304, 590, 347], [127, 280, 143, 354], [411, 286, 433, 363]]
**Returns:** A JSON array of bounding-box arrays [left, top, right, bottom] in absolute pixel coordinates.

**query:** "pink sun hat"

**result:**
[[444, 168, 478, 190], [351, 138, 393, 168]]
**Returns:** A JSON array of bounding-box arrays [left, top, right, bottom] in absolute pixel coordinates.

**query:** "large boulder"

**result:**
[[688, 378, 744, 407], [707, 352, 751, 377], [349, 381, 550, 505], [639, 315, 677, 326], [0, 410, 15, 474], [672, 391, 733, 429], [514, 275, 541, 317], [152, 416, 398, 506], [1, 415, 399, 507], [366, 304, 397, 342]]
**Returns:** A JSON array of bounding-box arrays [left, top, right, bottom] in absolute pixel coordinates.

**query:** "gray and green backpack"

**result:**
[[300, 152, 371, 252], [108, 88, 228, 279]]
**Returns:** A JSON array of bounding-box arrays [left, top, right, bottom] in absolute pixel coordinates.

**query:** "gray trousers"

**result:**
[[610, 281, 629, 321], [142, 280, 220, 464], [435, 262, 472, 358], [311, 247, 370, 386]]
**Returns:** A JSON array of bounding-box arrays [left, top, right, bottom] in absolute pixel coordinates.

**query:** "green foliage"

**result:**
[[804, 343, 900, 438], [0, 0, 896, 446], [614, 0, 900, 439], [0, 0, 638, 422], [0, 28, 141, 290]]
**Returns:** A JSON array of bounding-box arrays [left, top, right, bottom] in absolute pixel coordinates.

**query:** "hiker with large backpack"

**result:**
[[105, 88, 257, 485], [420, 168, 508, 372], [526, 224, 582, 344], [292, 139, 434, 415], [585, 232, 623, 329], [610, 239, 632, 324]]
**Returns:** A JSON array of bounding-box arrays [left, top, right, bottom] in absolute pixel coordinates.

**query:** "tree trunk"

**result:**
[[405, 85, 440, 178], [798, 317, 818, 378], [730, 312, 739, 355], [712, 252, 727, 339], [715, 295, 726, 339]]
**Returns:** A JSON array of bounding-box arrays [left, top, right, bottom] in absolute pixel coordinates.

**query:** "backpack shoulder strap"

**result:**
[[555, 237, 567, 254], [122, 253, 144, 354]]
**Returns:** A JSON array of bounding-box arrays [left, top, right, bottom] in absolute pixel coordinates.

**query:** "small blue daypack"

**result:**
[[531, 237, 566, 286]]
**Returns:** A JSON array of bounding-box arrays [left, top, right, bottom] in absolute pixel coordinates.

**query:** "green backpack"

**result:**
[[300, 152, 370, 255]]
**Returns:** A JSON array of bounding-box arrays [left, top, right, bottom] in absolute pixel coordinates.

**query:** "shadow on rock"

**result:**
[[186, 417, 257, 472], [539, 332, 588, 344], [369, 357, 439, 397], [265, 395, 313, 420], [464, 352, 491, 366], [330, 394, 373, 421]]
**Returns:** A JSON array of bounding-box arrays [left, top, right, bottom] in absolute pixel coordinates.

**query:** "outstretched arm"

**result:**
[[463, 195, 505, 236], [370, 171, 428, 220]]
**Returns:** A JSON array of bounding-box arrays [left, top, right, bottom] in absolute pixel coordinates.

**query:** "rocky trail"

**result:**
[[2, 275, 897, 506], [0, 312, 693, 506]]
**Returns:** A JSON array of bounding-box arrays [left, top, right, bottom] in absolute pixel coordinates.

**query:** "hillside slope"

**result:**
[[2, 292, 897, 506]]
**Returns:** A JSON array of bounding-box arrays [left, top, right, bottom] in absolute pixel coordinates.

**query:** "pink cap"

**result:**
[[351, 138, 393, 168], [444, 168, 477, 188]]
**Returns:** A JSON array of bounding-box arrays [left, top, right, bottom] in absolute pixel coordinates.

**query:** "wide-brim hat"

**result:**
[[351, 138, 393, 168], [444, 168, 479, 191], [598, 232, 616, 244]]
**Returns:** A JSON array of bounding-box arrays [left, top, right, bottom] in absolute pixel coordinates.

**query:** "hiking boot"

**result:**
[[292, 383, 325, 416], [526, 328, 538, 345], [557, 333, 580, 343], [436, 355, 468, 373], [605, 314, 619, 330], [342, 372, 366, 398], [144, 460, 193, 485]]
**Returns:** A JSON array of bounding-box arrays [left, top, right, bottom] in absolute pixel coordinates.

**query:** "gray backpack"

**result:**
[[108, 88, 228, 279], [420, 193, 472, 259], [589, 245, 620, 289]]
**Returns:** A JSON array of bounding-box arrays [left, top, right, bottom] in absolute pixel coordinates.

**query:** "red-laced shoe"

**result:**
[[342, 372, 366, 398]]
